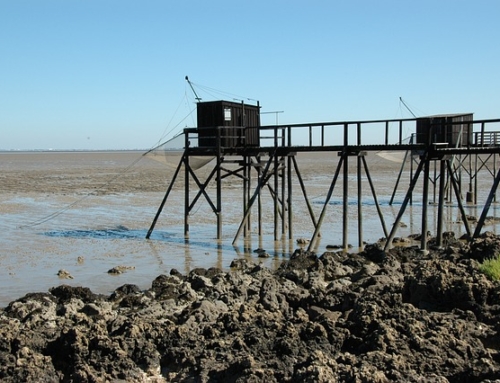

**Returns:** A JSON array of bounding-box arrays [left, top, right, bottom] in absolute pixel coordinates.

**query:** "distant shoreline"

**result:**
[[0, 149, 148, 154]]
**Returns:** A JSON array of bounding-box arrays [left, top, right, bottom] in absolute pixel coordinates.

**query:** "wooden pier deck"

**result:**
[[147, 116, 500, 253]]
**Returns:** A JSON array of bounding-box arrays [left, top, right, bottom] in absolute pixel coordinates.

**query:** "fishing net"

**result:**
[[145, 132, 214, 170], [375, 135, 414, 163]]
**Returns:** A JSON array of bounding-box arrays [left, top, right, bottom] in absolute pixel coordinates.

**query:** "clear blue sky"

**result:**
[[1, 1, 499, 150]]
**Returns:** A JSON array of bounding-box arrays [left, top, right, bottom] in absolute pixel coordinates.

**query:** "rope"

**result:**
[[188, 80, 258, 103], [153, 91, 198, 148], [18, 153, 147, 229], [153, 91, 187, 148], [18, 85, 200, 229]]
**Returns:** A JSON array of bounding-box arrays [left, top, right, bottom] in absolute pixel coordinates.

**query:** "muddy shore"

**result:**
[[2, 231, 500, 382], [0, 150, 426, 306], [2, 151, 500, 381]]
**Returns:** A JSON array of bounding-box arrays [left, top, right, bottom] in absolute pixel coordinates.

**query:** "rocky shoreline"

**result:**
[[2, 232, 500, 382]]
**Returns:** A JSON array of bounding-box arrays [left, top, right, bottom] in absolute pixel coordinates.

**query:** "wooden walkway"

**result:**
[[147, 116, 500, 253]]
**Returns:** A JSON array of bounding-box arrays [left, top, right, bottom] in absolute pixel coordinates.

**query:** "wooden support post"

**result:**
[[399, 120, 403, 144], [385, 121, 389, 146], [308, 155, 344, 252], [266, 184, 283, 219], [287, 154, 293, 239], [274, 155, 279, 241], [436, 159, 446, 247], [447, 160, 471, 238], [247, 155, 252, 236], [257, 155, 262, 237], [357, 123, 363, 249], [281, 128, 286, 237], [243, 155, 248, 238], [292, 155, 318, 231], [432, 160, 437, 204], [343, 123, 349, 250], [233, 154, 274, 245], [184, 135, 190, 238], [186, 166, 217, 212], [480, 122, 485, 146], [216, 128, 222, 239], [468, 153, 473, 203], [384, 158, 425, 251], [146, 152, 185, 239], [458, 153, 463, 199], [447, 158, 453, 202], [361, 156, 388, 238], [273, 127, 279, 240], [287, 127, 293, 239], [495, 152, 497, 203], [281, 155, 286, 237], [390, 148, 409, 205], [420, 155, 430, 253], [473, 165, 500, 238], [410, 146, 414, 205], [474, 152, 478, 205]]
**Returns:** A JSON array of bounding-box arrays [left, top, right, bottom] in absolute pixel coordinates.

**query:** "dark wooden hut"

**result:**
[[197, 100, 260, 148], [416, 113, 473, 147]]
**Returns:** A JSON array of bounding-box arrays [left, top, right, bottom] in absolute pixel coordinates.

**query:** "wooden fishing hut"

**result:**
[[416, 113, 473, 147], [147, 98, 270, 243], [147, 101, 500, 255], [197, 100, 260, 148], [391, 113, 474, 203], [404, 113, 491, 205]]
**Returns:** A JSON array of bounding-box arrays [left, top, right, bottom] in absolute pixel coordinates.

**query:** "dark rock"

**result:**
[[49, 284, 97, 303], [2, 236, 500, 382], [114, 283, 141, 295], [169, 268, 183, 278], [469, 231, 500, 262], [362, 243, 387, 263]]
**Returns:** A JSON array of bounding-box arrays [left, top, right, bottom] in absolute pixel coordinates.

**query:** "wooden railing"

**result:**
[[474, 131, 500, 146]]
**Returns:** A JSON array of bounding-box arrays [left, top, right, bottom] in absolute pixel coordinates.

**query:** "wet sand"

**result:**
[[1, 150, 498, 307]]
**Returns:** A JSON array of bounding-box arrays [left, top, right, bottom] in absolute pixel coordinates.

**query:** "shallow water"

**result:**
[[1, 150, 499, 307]]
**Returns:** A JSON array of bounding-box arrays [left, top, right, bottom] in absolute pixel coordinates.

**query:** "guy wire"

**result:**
[[18, 153, 147, 229]]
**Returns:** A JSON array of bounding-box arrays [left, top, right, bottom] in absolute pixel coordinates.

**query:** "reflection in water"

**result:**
[[146, 239, 170, 274], [42, 227, 291, 277], [183, 238, 192, 275]]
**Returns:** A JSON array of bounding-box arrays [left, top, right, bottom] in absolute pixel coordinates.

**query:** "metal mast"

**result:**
[[185, 76, 201, 102]]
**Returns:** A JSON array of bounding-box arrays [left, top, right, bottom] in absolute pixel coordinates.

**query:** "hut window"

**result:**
[[224, 108, 231, 121]]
